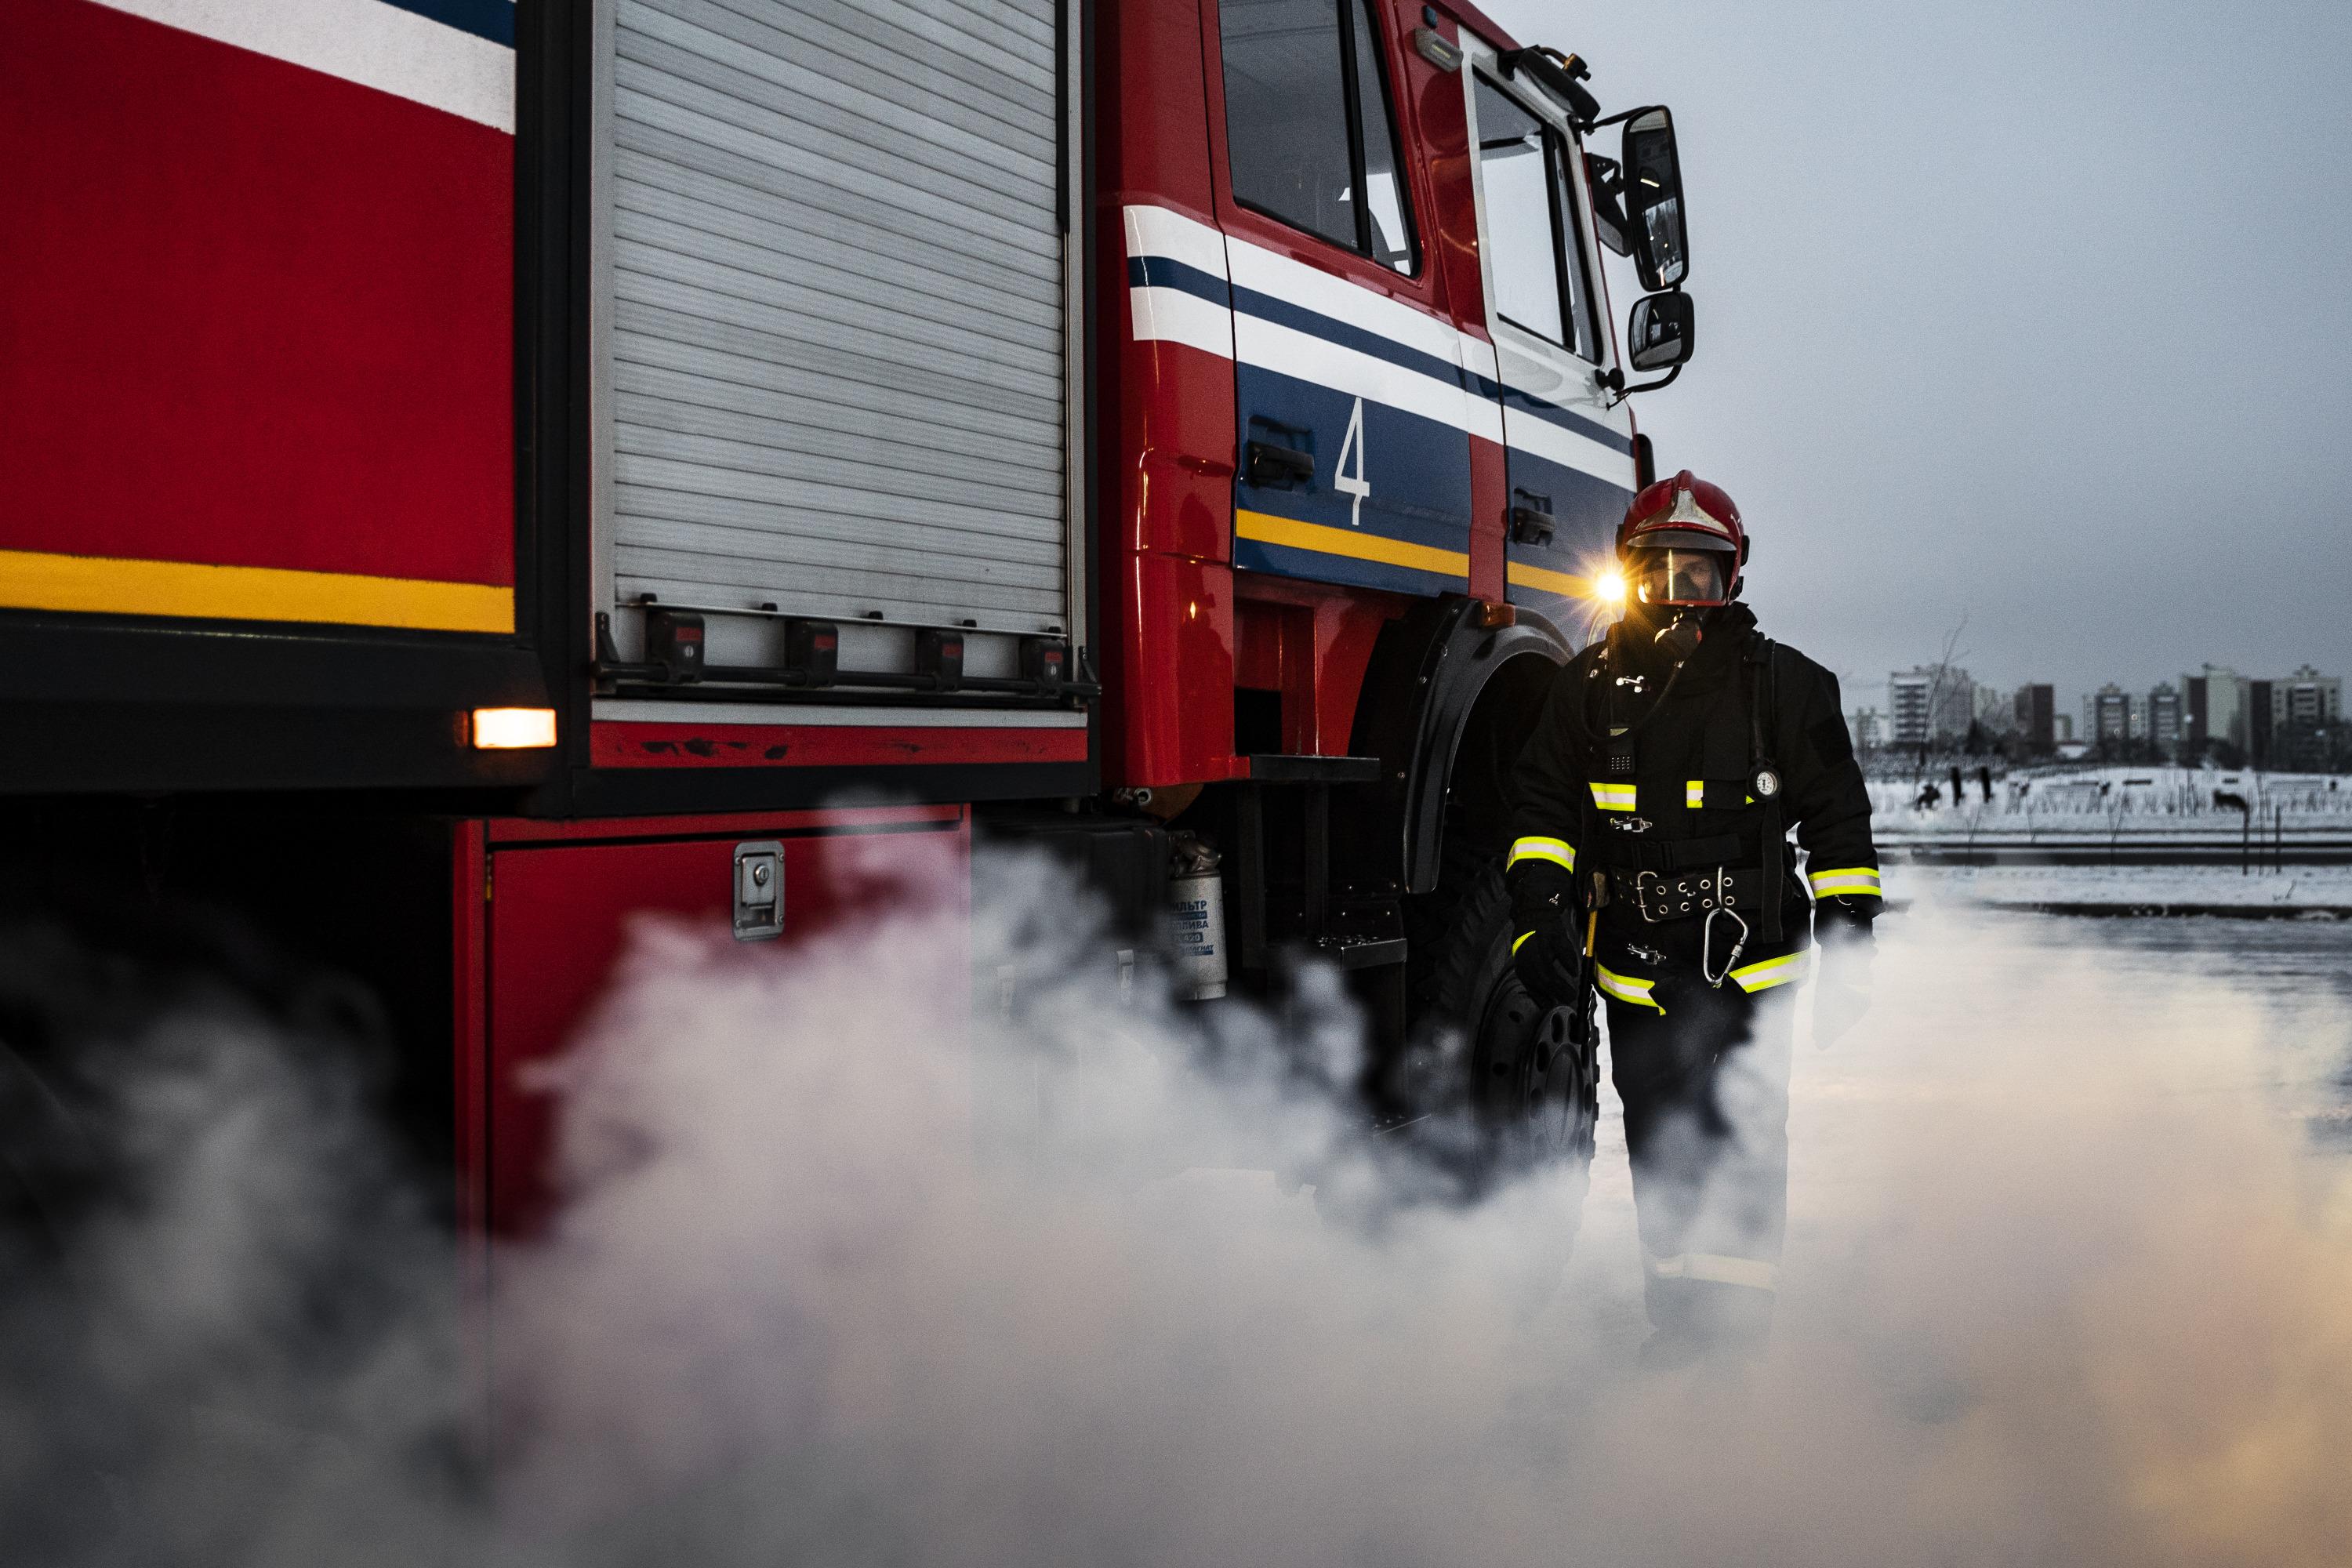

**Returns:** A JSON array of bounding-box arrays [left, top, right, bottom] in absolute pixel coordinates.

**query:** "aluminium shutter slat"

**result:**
[[617, 553, 1062, 618], [613, 303, 1062, 444], [610, 0, 1068, 639], [615, 390, 1064, 500], [616, 426, 1059, 524], [613, 55, 1051, 231], [612, 203, 1060, 349], [631, 0, 1056, 162], [613, 129, 1054, 285], [615, 31, 1054, 209], [614, 259, 1062, 399], [614, 451, 1060, 544], [615, 91, 1054, 261], [616, 526, 1062, 593], [851, 0, 1054, 63], [616, 175, 1058, 324], [614, 360, 1062, 473], [618, 484, 1065, 567], [680, 0, 1056, 143]]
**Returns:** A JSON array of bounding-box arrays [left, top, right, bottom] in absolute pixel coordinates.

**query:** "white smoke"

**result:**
[[4, 850, 2350, 1566]]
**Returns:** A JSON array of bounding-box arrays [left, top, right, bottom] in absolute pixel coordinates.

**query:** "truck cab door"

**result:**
[[1459, 49, 1639, 646]]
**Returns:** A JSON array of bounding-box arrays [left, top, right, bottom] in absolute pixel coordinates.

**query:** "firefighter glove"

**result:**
[[1508, 858, 1583, 1011]]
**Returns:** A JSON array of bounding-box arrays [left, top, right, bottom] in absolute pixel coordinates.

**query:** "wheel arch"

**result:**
[[1346, 597, 1575, 897]]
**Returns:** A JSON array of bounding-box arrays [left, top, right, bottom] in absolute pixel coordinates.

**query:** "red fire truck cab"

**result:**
[[1, 0, 1696, 1229]]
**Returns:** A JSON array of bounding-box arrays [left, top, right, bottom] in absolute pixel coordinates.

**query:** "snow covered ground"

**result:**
[[1869, 764, 2352, 844], [1889, 862, 2352, 912]]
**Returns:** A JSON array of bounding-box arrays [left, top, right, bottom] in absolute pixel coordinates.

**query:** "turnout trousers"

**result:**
[[1599, 938, 1799, 1349]]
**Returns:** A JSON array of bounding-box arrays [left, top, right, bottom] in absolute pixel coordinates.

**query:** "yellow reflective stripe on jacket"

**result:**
[[1508, 836, 1575, 872], [1588, 782, 1637, 812], [1684, 779, 1755, 808], [1595, 962, 1664, 1013], [1808, 866, 1883, 897], [1647, 1251, 1780, 1292], [1730, 950, 1811, 993], [1512, 931, 1534, 954]]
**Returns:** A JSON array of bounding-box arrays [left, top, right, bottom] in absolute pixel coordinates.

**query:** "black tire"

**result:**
[[1399, 835, 1599, 1186]]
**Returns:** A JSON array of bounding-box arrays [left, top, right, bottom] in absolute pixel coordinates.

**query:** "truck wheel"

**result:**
[[1403, 844, 1599, 1182]]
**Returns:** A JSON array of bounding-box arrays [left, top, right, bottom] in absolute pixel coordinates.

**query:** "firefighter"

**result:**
[[1504, 471, 1880, 1367]]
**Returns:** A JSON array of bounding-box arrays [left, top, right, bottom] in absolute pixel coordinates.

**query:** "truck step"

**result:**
[[1310, 935, 1407, 970], [1247, 753, 1381, 785]]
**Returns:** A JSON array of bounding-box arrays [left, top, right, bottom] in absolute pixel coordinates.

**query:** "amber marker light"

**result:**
[[470, 707, 558, 750]]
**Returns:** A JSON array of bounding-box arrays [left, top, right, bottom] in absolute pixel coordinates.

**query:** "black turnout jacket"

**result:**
[[1504, 604, 1881, 995]]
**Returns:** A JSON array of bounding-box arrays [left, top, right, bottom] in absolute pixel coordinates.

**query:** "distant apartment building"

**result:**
[[1972, 684, 2017, 736], [1849, 706, 1883, 753], [1888, 666, 1974, 746], [2013, 683, 2056, 750], [2146, 682, 2183, 752], [2182, 665, 2249, 756], [2274, 665, 2342, 728], [2176, 664, 2339, 762], [2085, 684, 2132, 745]]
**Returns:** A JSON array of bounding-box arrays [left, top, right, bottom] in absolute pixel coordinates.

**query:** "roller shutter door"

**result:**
[[605, 0, 1068, 635]]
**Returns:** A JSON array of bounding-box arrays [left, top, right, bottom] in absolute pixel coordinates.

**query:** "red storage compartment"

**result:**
[[459, 806, 969, 1239]]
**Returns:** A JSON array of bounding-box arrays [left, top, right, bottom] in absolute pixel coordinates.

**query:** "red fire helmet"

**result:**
[[1615, 470, 1746, 605]]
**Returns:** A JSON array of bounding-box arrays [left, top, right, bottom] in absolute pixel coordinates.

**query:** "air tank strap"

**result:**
[[1747, 637, 1784, 944]]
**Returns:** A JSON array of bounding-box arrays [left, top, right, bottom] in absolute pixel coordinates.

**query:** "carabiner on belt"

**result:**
[[1701, 904, 1749, 989]]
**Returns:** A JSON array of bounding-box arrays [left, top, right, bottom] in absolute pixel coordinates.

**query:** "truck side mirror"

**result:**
[[1620, 107, 1687, 290], [1627, 291, 1693, 371]]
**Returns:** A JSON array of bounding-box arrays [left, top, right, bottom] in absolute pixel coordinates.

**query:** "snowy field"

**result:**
[[1869, 765, 2352, 845], [1887, 861, 2352, 912]]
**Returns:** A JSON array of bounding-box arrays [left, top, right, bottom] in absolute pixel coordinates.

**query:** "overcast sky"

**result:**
[[1483, 0, 2352, 712]]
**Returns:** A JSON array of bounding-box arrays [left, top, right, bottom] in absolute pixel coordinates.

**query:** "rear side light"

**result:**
[[471, 707, 557, 750], [786, 619, 839, 687], [916, 628, 964, 692]]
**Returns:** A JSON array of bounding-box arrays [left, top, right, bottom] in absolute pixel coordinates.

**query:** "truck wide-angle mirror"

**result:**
[[1627, 290, 1693, 372], [1620, 106, 1688, 291]]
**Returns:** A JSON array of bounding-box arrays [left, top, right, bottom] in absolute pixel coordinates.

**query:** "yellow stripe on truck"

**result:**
[[1504, 561, 1594, 597], [0, 547, 514, 633], [1234, 510, 1468, 578]]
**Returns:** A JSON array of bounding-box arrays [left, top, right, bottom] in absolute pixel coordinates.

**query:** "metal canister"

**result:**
[[1166, 833, 1227, 1000]]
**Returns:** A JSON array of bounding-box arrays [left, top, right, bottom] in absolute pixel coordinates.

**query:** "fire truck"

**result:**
[[1, 0, 1694, 1231]]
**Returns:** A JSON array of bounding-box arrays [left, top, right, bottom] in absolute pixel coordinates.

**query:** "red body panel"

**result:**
[[588, 722, 1088, 770], [0, 2, 511, 604], [1095, 0, 1246, 789], [1234, 577, 1404, 757], [473, 807, 970, 1236]]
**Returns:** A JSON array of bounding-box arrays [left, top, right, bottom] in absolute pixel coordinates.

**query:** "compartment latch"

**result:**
[[733, 840, 784, 941]]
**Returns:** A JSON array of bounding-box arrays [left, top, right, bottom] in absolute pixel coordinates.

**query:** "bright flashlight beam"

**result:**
[[1592, 571, 1626, 605]]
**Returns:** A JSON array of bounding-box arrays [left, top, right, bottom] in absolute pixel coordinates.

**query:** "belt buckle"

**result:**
[[1633, 869, 1664, 923]]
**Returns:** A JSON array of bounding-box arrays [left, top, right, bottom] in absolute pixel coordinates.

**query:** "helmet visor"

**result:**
[[1628, 546, 1733, 607]]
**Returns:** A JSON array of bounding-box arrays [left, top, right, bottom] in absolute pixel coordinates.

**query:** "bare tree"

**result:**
[[1910, 612, 1972, 789]]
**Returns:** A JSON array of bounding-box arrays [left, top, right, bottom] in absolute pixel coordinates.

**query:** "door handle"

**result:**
[[1509, 506, 1555, 546], [1245, 440, 1315, 489]]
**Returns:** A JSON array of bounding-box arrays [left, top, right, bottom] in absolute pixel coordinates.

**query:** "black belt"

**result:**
[[1589, 831, 1761, 873], [1609, 866, 1766, 924]]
